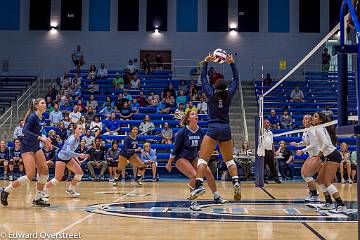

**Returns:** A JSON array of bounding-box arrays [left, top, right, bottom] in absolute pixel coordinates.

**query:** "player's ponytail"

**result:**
[[180, 111, 191, 126], [214, 79, 228, 100], [24, 98, 44, 121]]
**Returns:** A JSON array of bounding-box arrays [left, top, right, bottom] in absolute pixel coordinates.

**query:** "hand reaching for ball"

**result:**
[[204, 53, 217, 62], [226, 54, 234, 64]]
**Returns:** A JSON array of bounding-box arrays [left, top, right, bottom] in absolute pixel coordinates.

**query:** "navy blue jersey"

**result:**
[[42, 147, 55, 161], [120, 135, 139, 157], [22, 112, 42, 148], [171, 126, 205, 161], [75, 146, 89, 161], [10, 148, 22, 159], [0, 148, 10, 160], [201, 62, 239, 124]]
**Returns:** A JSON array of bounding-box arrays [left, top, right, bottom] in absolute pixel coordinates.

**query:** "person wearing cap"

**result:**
[[113, 72, 124, 89]]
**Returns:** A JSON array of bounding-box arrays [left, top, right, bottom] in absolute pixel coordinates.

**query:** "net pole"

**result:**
[[255, 116, 264, 187]]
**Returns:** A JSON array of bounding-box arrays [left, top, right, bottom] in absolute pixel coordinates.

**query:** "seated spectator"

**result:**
[[113, 73, 124, 89], [100, 103, 115, 116], [157, 98, 171, 114], [83, 129, 96, 148], [155, 53, 164, 70], [125, 59, 137, 74], [78, 116, 87, 129], [52, 78, 62, 93], [97, 63, 108, 79], [185, 102, 197, 114], [90, 116, 103, 137], [130, 98, 140, 114], [0, 140, 10, 179], [173, 103, 185, 120], [106, 141, 121, 182], [130, 75, 140, 89], [71, 73, 82, 86], [139, 115, 155, 135], [87, 95, 98, 110], [123, 89, 133, 101], [239, 141, 253, 179], [75, 139, 90, 169], [13, 119, 24, 140], [102, 96, 113, 108], [104, 113, 121, 136], [45, 96, 54, 112], [87, 65, 97, 80], [88, 80, 99, 94], [190, 88, 199, 101], [268, 109, 280, 129], [57, 89, 67, 105], [264, 73, 272, 86], [45, 86, 56, 102], [176, 91, 187, 106], [87, 138, 108, 181], [141, 142, 158, 181], [120, 101, 133, 120], [10, 139, 24, 177], [351, 150, 357, 183], [161, 122, 173, 144], [148, 91, 160, 106], [113, 93, 128, 112], [290, 86, 304, 102], [69, 106, 82, 124], [189, 66, 200, 77], [340, 142, 352, 184], [42, 145, 55, 168], [138, 90, 148, 107], [49, 103, 64, 126], [178, 80, 188, 93], [76, 100, 86, 113], [62, 114, 71, 128], [84, 106, 96, 125], [71, 45, 85, 74], [275, 141, 294, 180], [197, 95, 208, 114], [321, 106, 333, 120], [67, 123, 75, 138], [61, 72, 71, 86], [60, 98, 73, 113], [188, 80, 197, 96], [162, 83, 176, 98], [48, 130, 63, 149], [57, 122, 68, 141], [280, 109, 292, 129], [164, 91, 175, 107]]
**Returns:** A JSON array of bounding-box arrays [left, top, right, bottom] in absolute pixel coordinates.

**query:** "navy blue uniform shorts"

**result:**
[[323, 151, 342, 163], [206, 123, 232, 142], [20, 143, 41, 155]]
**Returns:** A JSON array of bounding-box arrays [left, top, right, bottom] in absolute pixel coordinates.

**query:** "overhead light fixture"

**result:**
[[229, 27, 237, 32], [154, 28, 159, 34], [50, 26, 59, 30]]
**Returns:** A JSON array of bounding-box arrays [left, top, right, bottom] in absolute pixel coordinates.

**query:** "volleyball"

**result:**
[[212, 48, 227, 64]]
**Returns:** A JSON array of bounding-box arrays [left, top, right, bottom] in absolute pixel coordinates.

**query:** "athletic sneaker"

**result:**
[[329, 205, 348, 214], [109, 177, 114, 182], [0, 188, 9, 206], [189, 186, 206, 200], [121, 178, 126, 184], [189, 201, 201, 211], [42, 189, 49, 200], [319, 203, 335, 210], [341, 178, 345, 184], [234, 183, 241, 201], [349, 179, 353, 184], [32, 198, 50, 207], [9, 175, 13, 181], [214, 196, 228, 204], [136, 178, 144, 186], [304, 194, 320, 202], [3, 174, 8, 180], [66, 188, 80, 198]]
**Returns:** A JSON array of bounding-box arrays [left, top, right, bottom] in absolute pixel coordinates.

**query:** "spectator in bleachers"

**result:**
[[87, 80, 99, 94], [190, 66, 200, 78], [104, 113, 121, 136], [69, 106, 82, 124], [58, 122, 68, 141], [190, 88, 199, 102], [162, 83, 176, 98], [70, 81, 81, 98], [130, 75, 140, 89], [123, 89, 133, 101], [120, 101, 133, 120], [83, 129, 95, 148], [351, 151, 357, 183], [141, 142, 158, 181], [178, 80, 188, 93], [87, 138, 108, 181], [45, 97, 54, 112], [161, 122, 173, 144], [340, 142, 352, 184], [45, 86, 56, 102], [97, 63, 108, 79], [90, 116, 103, 137], [125, 60, 138, 74], [176, 91, 187, 106], [100, 103, 114, 116], [113, 73, 124, 90], [113, 93, 127, 112], [322, 48, 331, 72], [148, 91, 160, 106], [185, 102, 197, 114], [60, 98, 73, 113], [0, 140, 10, 180], [263, 119, 281, 184], [268, 109, 280, 129], [63, 83, 73, 98], [61, 72, 71, 87], [10, 139, 24, 177], [264, 73, 272, 86], [13, 119, 24, 140], [197, 95, 208, 114], [130, 98, 140, 114], [290, 86, 304, 102], [57, 89, 66, 105], [157, 98, 171, 114], [52, 78, 62, 93], [86, 95, 98, 111], [155, 53, 164, 70], [173, 103, 185, 120], [139, 115, 155, 135], [71, 45, 85, 74], [188, 80, 197, 97], [239, 141, 253, 179], [164, 91, 175, 107], [75, 100, 85, 113], [71, 73, 82, 87], [102, 96, 113, 109], [143, 54, 152, 75], [67, 123, 75, 138], [275, 141, 295, 180], [76, 138, 90, 162], [42, 145, 55, 168], [280, 109, 292, 129], [106, 141, 121, 182], [72, 77, 81, 89], [321, 106, 333, 120], [62, 114, 71, 128], [49, 103, 64, 126], [87, 65, 97, 80], [84, 106, 96, 125], [138, 90, 148, 107], [48, 130, 63, 149], [78, 116, 87, 129]]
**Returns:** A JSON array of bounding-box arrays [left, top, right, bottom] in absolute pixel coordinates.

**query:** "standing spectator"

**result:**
[[140, 142, 158, 181], [90, 116, 103, 138], [138, 90, 148, 107], [155, 53, 164, 70], [87, 138, 108, 181], [197, 95, 208, 114], [119, 101, 133, 120], [84, 106, 96, 125], [125, 60, 137, 74], [280, 109, 292, 129], [139, 115, 155, 135], [97, 63, 108, 79], [263, 119, 281, 183], [275, 141, 295, 180], [157, 98, 171, 114], [13, 120, 24, 140], [69, 106, 82, 124], [322, 48, 331, 72], [161, 122, 173, 144], [340, 142, 352, 184], [268, 109, 280, 129], [71, 45, 85, 74], [113, 73, 124, 90], [176, 91, 187, 106], [185, 102, 197, 114], [143, 54, 151, 75], [130, 75, 140, 89], [351, 151, 357, 183], [290, 86, 304, 102], [86, 95, 98, 111], [49, 103, 64, 126], [106, 141, 121, 182], [87, 65, 97, 80], [321, 106, 333, 120], [264, 73, 272, 86], [130, 98, 140, 114]]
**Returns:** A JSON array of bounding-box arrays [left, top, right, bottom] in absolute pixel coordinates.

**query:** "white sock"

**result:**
[[232, 176, 239, 179], [213, 191, 220, 199], [4, 184, 14, 193], [35, 190, 43, 200], [196, 178, 203, 182], [68, 185, 75, 191]]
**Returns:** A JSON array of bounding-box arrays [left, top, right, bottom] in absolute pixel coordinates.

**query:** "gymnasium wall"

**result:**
[[0, 0, 331, 80]]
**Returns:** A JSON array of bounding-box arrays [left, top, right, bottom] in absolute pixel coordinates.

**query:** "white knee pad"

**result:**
[[74, 174, 83, 182], [197, 159, 208, 167], [319, 184, 327, 193], [17, 176, 30, 186], [225, 160, 236, 168], [37, 175, 49, 185], [50, 178, 60, 186], [302, 176, 314, 183], [327, 184, 338, 195]]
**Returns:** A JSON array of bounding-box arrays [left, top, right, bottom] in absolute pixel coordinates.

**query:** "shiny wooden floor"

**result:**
[[0, 180, 357, 240]]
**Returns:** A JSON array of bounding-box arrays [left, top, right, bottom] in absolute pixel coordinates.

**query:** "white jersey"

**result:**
[[300, 129, 321, 157], [313, 127, 336, 157]]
